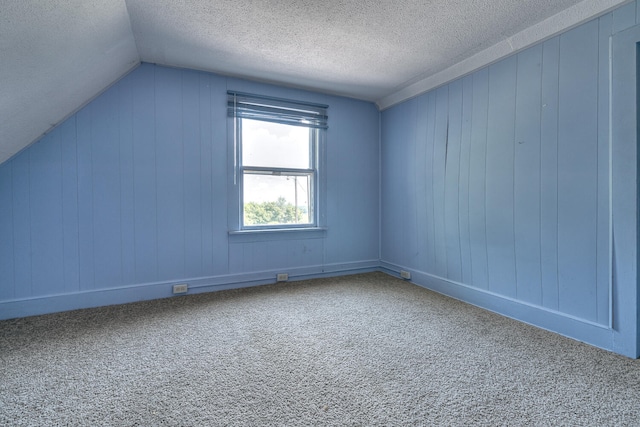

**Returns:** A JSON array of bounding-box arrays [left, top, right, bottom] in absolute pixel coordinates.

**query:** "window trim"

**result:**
[[227, 91, 328, 234], [239, 120, 318, 230]]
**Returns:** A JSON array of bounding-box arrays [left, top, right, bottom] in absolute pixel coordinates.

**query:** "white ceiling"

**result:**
[[0, 0, 631, 164]]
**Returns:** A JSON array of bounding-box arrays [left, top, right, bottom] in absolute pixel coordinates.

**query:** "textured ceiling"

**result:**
[[128, 0, 586, 100], [0, 0, 138, 163], [0, 0, 631, 164]]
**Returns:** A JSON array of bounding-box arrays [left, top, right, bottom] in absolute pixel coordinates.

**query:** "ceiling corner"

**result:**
[[376, 0, 632, 110]]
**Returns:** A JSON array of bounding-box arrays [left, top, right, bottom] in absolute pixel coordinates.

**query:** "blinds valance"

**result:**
[[227, 91, 328, 129]]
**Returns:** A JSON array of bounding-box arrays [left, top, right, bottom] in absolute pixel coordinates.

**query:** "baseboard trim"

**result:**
[[0, 260, 380, 321], [379, 261, 615, 353], [0, 259, 619, 356]]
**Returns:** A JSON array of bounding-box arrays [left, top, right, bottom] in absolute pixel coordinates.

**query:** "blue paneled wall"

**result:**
[[381, 3, 640, 357], [0, 64, 380, 318]]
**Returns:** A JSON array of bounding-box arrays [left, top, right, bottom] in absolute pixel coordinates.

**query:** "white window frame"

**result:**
[[227, 91, 328, 233]]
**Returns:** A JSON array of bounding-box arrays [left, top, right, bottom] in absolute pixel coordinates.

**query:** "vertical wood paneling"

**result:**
[[324, 99, 342, 261], [59, 119, 80, 294], [29, 135, 65, 295], [118, 75, 136, 286], [1, 63, 379, 317], [155, 67, 185, 280], [132, 64, 159, 283], [380, 108, 394, 264], [610, 16, 640, 357], [381, 102, 400, 264], [597, 14, 613, 324], [76, 107, 94, 291], [324, 95, 349, 263], [433, 86, 449, 277], [403, 98, 418, 268], [210, 74, 229, 275], [12, 152, 31, 298], [325, 98, 380, 263], [459, 75, 473, 284], [199, 73, 214, 275], [557, 21, 599, 321], [381, 101, 411, 265], [288, 240, 303, 267], [91, 86, 122, 289], [228, 242, 243, 274], [287, 239, 324, 268], [305, 239, 325, 266], [182, 70, 203, 278], [378, 6, 622, 336], [325, 99, 358, 263], [425, 92, 437, 271], [352, 103, 380, 262], [244, 242, 261, 273], [11, 152, 31, 298], [485, 56, 517, 297], [445, 80, 463, 282], [468, 68, 490, 289], [514, 45, 543, 305], [268, 241, 288, 270], [540, 37, 560, 311], [0, 161, 14, 299], [307, 239, 325, 266], [415, 93, 430, 267], [613, 1, 636, 33]]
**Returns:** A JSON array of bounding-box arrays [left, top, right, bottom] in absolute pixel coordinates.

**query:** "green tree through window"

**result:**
[[244, 197, 308, 225]]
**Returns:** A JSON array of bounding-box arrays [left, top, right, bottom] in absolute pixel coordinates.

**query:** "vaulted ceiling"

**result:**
[[0, 0, 629, 164]]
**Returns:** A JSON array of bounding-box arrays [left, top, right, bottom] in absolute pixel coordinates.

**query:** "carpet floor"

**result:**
[[1, 272, 639, 426]]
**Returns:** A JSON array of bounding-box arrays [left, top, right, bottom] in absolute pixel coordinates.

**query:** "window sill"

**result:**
[[228, 227, 327, 242]]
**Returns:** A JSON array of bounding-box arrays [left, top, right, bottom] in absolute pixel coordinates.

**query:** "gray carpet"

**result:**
[[1, 272, 639, 426]]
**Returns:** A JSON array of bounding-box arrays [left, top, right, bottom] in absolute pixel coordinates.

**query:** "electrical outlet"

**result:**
[[173, 284, 188, 294], [400, 270, 411, 280], [276, 273, 289, 282]]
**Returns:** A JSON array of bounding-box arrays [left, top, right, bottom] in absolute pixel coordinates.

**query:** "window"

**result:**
[[228, 91, 328, 230]]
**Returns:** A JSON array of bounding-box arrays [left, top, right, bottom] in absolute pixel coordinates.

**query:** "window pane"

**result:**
[[243, 173, 312, 226], [242, 119, 311, 169]]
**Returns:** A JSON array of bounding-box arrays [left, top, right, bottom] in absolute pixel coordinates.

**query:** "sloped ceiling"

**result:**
[[1, 1, 139, 164], [0, 0, 631, 165]]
